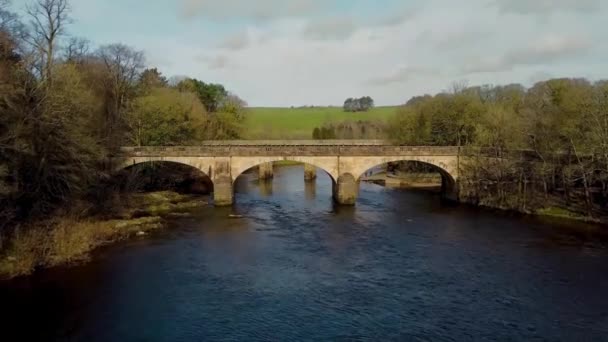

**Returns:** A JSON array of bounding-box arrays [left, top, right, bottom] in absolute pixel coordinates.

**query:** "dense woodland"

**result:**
[[388, 81, 608, 219], [0, 0, 246, 231]]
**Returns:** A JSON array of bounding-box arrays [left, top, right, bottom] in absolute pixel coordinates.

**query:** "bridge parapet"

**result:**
[[117, 145, 461, 158]]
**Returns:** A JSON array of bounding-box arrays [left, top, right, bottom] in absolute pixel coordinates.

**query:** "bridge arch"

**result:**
[[230, 157, 338, 184], [353, 157, 459, 200], [112, 159, 214, 194], [114, 156, 214, 178]]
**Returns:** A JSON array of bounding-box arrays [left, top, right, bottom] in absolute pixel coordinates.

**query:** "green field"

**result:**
[[243, 106, 398, 139]]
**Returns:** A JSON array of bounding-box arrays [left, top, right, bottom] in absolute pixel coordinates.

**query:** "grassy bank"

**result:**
[[536, 207, 602, 223], [0, 191, 207, 280], [243, 106, 397, 139]]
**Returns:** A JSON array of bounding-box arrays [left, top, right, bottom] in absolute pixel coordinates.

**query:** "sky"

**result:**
[[12, 0, 608, 106]]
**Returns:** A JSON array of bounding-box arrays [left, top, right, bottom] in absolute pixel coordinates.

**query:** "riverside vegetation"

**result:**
[[0, 191, 207, 279], [387, 81, 608, 223], [0, 0, 242, 278], [1, 0, 607, 279]]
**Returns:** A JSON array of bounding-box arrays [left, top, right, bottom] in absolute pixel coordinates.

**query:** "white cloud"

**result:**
[[367, 66, 442, 86], [505, 35, 590, 64], [179, 0, 324, 20], [302, 16, 356, 40], [463, 35, 591, 73], [375, 8, 419, 27], [528, 71, 554, 84], [197, 55, 234, 70], [417, 28, 492, 50], [218, 31, 250, 50], [492, 0, 602, 14]]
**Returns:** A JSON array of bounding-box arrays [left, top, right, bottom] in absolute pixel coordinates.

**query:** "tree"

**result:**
[[1, 40, 106, 220], [343, 98, 353, 112], [219, 93, 247, 121], [313, 121, 385, 140], [138, 67, 168, 93], [127, 87, 207, 146], [96, 43, 145, 147], [62, 36, 89, 63], [405, 95, 432, 106], [343, 96, 374, 112], [174, 78, 246, 139], [0, 0, 253, 238], [1, 0, 20, 36], [25, 0, 71, 83], [204, 112, 242, 140], [200, 82, 227, 113], [177, 78, 228, 113], [360, 96, 374, 111]]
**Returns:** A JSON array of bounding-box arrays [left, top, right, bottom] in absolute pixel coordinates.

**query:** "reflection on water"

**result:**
[[1, 164, 608, 341], [258, 179, 273, 197], [305, 178, 316, 200]]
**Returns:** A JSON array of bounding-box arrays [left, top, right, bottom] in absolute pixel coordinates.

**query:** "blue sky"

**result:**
[[11, 0, 608, 106]]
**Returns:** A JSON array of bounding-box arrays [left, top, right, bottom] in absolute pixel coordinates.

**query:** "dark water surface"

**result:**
[[2, 166, 608, 341]]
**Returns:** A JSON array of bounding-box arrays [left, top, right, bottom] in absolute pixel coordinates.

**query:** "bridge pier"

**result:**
[[333, 173, 358, 205], [441, 178, 460, 202], [258, 162, 274, 180], [213, 175, 233, 206], [304, 164, 317, 181]]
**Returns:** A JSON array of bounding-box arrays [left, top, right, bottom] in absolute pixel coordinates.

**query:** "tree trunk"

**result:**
[[570, 139, 594, 218]]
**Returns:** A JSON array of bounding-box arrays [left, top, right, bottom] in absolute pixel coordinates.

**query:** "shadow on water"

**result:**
[[1, 164, 608, 341]]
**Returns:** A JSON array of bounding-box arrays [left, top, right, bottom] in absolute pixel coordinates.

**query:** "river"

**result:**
[[1, 165, 608, 341]]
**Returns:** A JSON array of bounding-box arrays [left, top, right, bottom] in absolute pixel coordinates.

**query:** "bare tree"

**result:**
[[25, 0, 70, 83], [0, 0, 16, 32], [63, 36, 89, 62], [449, 80, 469, 94], [96, 43, 145, 145], [1, 0, 27, 46]]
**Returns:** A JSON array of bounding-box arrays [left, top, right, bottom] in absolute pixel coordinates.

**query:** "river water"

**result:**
[[1, 165, 608, 341]]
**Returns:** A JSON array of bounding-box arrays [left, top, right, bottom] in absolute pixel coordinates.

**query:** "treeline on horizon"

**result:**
[[0, 0, 247, 229]]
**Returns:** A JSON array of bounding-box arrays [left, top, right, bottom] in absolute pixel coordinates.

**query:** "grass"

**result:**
[[0, 191, 207, 279], [0, 217, 164, 279], [125, 191, 208, 218], [243, 106, 398, 139], [536, 206, 588, 221]]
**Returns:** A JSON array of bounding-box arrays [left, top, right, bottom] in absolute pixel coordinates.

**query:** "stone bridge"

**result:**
[[112, 140, 461, 206]]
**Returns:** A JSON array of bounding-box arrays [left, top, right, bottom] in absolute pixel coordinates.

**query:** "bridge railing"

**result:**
[[188, 140, 389, 146], [114, 142, 578, 163], [116, 144, 462, 157]]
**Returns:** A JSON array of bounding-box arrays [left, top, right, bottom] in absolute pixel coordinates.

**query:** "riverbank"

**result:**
[[361, 172, 442, 190], [363, 172, 607, 240], [0, 191, 208, 280]]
